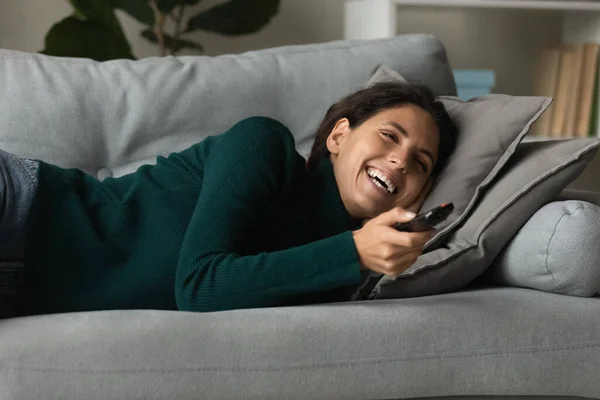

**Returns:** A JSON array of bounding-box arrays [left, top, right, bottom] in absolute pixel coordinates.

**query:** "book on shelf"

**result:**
[[530, 41, 600, 139]]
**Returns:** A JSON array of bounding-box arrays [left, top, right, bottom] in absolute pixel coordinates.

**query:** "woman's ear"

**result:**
[[326, 118, 351, 156]]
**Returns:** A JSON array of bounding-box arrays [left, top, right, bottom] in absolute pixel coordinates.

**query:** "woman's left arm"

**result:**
[[175, 117, 362, 312]]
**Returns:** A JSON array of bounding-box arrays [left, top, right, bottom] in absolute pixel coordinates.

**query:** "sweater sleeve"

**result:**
[[175, 117, 362, 312]]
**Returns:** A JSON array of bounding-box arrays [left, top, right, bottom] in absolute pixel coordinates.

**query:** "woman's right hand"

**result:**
[[352, 207, 435, 277]]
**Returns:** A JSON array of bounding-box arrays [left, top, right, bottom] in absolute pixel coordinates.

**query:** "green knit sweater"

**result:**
[[23, 117, 363, 314]]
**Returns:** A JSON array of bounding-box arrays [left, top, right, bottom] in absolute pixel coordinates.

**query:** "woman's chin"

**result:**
[[354, 198, 388, 219]]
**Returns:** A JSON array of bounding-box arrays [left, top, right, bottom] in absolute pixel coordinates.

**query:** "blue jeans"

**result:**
[[0, 149, 39, 318]]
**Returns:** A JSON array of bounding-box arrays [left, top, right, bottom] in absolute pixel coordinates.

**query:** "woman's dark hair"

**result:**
[[306, 81, 458, 177]]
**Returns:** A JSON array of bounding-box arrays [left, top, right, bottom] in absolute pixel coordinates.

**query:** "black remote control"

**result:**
[[394, 203, 454, 232]]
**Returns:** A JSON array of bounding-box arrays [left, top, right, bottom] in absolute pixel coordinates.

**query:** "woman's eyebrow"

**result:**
[[382, 121, 436, 165], [383, 121, 409, 137]]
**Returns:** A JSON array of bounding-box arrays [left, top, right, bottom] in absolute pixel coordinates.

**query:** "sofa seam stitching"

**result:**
[[545, 205, 584, 288]]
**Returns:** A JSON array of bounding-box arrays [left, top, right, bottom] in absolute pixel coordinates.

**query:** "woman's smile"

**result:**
[[363, 167, 396, 200], [365, 166, 397, 194], [326, 104, 441, 219]]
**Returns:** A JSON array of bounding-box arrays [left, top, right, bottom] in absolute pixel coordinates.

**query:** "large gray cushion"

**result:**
[[355, 139, 600, 300], [366, 65, 551, 244], [0, 34, 455, 178], [492, 200, 600, 297], [353, 66, 554, 300], [1, 288, 599, 399]]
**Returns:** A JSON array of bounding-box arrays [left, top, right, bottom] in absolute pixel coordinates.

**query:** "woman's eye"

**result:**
[[382, 132, 397, 142], [416, 159, 428, 173]]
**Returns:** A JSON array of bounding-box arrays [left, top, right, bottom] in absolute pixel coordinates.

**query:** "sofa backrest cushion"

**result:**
[[0, 34, 456, 179]]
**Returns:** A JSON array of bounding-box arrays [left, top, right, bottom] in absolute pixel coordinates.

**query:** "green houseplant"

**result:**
[[41, 0, 280, 61]]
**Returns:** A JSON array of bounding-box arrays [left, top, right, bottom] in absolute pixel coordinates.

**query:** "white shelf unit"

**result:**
[[344, 0, 600, 42], [343, 0, 600, 184], [344, 0, 600, 133], [344, 0, 600, 98]]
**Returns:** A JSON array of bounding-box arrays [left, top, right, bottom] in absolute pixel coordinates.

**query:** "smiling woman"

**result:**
[[305, 82, 458, 279], [326, 106, 440, 219], [2, 81, 456, 318], [307, 82, 457, 219]]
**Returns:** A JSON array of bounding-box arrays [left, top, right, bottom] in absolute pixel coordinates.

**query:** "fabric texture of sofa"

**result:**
[[1, 34, 599, 400]]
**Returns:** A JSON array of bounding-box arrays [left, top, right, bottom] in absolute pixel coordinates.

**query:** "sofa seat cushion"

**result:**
[[1, 288, 599, 399]]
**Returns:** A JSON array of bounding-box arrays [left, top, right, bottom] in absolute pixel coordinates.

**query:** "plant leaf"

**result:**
[[69, 0, 114, 23], [141, 29, 204, 53], [113, 0, 155, 26], [155, 0, 193, 14], [41, 16, 135, 61], [185, 0, 279, 35], [155, 0, 203, 18], [68, 0, 130, 48], [156, 0, 174, 14]]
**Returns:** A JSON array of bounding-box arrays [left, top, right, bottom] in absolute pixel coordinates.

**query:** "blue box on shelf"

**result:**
[[453, 69, 496, 101]]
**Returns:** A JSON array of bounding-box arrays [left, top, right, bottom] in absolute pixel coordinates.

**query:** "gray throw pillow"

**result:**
[[366, 65, 551, 251], [352, 138, 600, 300], [492, 200, 600, 297]]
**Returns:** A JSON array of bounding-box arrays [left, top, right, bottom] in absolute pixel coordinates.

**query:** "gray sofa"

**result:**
[[1, 34, 599, 400]]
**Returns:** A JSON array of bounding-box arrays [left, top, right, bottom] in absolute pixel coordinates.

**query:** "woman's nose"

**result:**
[[389, 157, 407, 174], [389, 151, 408, 169]]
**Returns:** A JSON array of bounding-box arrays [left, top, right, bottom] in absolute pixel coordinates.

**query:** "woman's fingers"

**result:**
[[383, 227, 435, 249], [352, 207, 434, 277], [379, 247, 424, 276], [375, 206, 417, 228]]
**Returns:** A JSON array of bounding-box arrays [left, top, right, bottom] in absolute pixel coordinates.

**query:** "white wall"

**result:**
[[0, 0, 562, 95]]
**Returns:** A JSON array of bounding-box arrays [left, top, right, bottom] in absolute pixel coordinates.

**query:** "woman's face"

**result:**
[[327, 105, 440, 220]]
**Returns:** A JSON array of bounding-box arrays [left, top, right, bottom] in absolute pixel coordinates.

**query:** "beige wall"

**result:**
[[0, 0, 71, 54], [0, 0, 346, 58], [395, 7, 563, 95], [1, 0, 563, 95], [118, 0, 348, 58]]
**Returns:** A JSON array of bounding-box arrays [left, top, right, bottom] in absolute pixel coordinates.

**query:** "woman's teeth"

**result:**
[[366, 167, 396, 194]]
